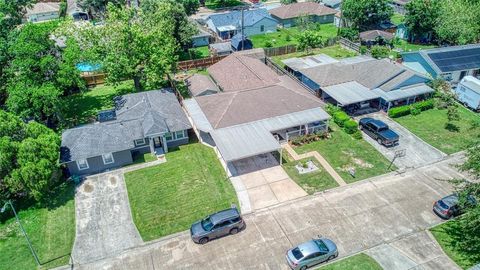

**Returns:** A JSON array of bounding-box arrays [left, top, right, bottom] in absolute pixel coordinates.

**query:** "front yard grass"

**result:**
[[430, 221, 478, 269], [250, 24, 338, 48], [0, 182, 76, 270], [393, 39, 436, 52], [294, 123, 395, 183], [125, 143, 238, 241], [319, 253, 383, 270], [271, 44, 357, 67], [394, 107, 480, 154], [62, 80, 136, 127], [282, 158, 339, 195]]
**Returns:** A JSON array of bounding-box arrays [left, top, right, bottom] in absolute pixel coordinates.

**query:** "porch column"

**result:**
[[149, 137, 155, 154], [305, 124, 309, 135], [162, 135, 168, 153], [387, 102, 392, 111]]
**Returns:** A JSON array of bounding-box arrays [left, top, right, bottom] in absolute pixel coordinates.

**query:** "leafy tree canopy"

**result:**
[[342, 0, 393, 30], [404, 0, 440, 39], [0, 110, 60, 202], [435, 0, 480, 45]]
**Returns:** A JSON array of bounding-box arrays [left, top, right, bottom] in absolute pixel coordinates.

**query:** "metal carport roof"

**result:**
[[183, 99, 213, 132], [322, 81, 380, 106], [373, 84, 434, 102]]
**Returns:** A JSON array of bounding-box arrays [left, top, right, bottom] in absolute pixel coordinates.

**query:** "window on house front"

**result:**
[[175, 131, 185, 140], [260, 25, 265, 32], [77, 159, 89, 170], [165, 132, 173, 141], [135, 138, 146, 146], [102, 153, 114, 165]]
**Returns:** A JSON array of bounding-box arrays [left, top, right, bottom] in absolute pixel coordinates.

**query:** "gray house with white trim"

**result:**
[[60, 89, 191, 175]]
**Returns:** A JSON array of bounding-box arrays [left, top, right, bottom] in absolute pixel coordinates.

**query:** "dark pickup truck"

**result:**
[[359, 118, 399, 146]]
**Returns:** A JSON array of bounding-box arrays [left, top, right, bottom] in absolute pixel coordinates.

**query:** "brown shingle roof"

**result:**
[[186, 74, 219, 97], [269, 2, 337, 20], [359, 30, 394, 42]]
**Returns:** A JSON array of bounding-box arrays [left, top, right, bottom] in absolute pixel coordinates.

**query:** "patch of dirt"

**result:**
[[83, 182, 94, 193], [352, 158, 373, 168], [341, 150, 373, 168], [110, 176, 117, 185]]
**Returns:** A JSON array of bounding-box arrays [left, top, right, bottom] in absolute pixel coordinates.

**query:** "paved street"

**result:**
[[71, 155, 465, 270], [72, 172, 143, 264], [357, 113, 447, 169]]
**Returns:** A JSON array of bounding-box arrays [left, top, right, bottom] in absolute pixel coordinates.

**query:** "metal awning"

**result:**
[[210, 108, 330, 162], [323, 81, 380, 106], [373, 84, 434, 102], [183, 99, 213, 132], [217, 25, 236, 32]]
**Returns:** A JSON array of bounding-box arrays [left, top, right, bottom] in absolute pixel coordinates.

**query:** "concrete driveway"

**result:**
[[231, 153, 307, 211], [357, 113, 447, 169], [72, 155, 465, 270], [72, 172, 142, 264]]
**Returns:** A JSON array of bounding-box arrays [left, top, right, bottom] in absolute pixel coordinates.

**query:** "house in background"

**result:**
[[284, 55, 434, 114], [60, 90, 191, 175], [391, 0, 411, 15], [192, 28, 212, 47], [321, 0, 342, 10], [455, 76, 480, 111], [231, 34, 253, 51], [186, 74, 219, 97], [25, 2, 61, 23], [401, 44, 480, 84], [183, 49, 330, 165], [395, 23, 409, 40], [67, 0, 89, 21], [269, 2, 337, 28], [209, 42, 232, 56], [206, 9, 277, 40], [359, 30, 394, 47]]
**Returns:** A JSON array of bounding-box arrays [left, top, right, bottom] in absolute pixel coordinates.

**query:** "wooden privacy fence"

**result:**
[[177, 55, 227, 70], [81, 72, 106, 86], [264, 45, 297, 57]]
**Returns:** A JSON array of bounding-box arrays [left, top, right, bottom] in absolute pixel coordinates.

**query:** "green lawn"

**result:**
[[205, 0, 243, 9], [271, 44, 357, 66], [394, 107, 480, 154], [391, 13, 405, 25], [0, 182, 76, 269], [294, 123, 395, 183], [179, 46, 210, 61], [62, 80, 136, 127], [250, 24, 338, 48], [125, 143, 238, 241], [430, 221, 478, 269], [393, 39, 436, 52], [282, 158, 339, 195], [319, 253, 383, 270]]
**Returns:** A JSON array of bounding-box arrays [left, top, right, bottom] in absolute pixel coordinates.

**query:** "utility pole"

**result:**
[[2, 200, 41, 266]]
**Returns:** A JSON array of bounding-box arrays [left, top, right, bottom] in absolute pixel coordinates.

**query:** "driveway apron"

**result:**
[[72, 172, 143, 264]]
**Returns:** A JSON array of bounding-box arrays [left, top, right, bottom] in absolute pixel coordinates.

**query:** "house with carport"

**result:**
[[183, 50, 330, 167], [60, 89, 191, 175], [283, 54, 434, 114]]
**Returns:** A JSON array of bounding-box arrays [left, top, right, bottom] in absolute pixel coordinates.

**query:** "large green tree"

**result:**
[[0, 110, 60, 202], [66, 3, 180, 91], [342, 0, 393, 30], [435, 0, 480, 45], [179, 0, 200, 16], [404, 0, 440, 41]]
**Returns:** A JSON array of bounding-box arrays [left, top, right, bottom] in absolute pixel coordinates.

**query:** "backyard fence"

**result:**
[[81, 72, 106, 87], [177, 55, 227, 70], [339, 37, 361, 53], [264, 45, 298, 57]]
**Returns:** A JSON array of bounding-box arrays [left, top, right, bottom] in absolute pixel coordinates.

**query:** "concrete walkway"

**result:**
[[283, 143, 347, 186], [68, 154, 466, 270], [72, 171, 144, 264]]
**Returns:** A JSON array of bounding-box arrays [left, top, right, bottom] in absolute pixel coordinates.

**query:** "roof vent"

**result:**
[[97, 109, 117, 122]]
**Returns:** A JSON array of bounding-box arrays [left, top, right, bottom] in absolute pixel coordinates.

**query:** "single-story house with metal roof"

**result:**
[[183, 50, 330, 164], [25, 2, 60, 23], [321, 0, 342, 10], [285, 55, 434, 114], [206, 8, 278, 40], [60, 89, 191, 175], [401, 43, 480, 84], [192, 28, 212, 47], [269, 2, 337, 28]]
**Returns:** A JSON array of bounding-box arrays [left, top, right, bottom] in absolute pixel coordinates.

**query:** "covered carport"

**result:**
[[321, 81, 381, 115], [373, 84, 435, 111]]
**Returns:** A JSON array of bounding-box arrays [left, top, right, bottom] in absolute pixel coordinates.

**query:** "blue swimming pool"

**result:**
[[76, 62, 102, 72]]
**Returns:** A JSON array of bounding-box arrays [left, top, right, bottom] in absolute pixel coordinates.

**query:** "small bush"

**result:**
[[333, 111, 350, 127], [388, 105, 411, 118], [352, 130, 363, 140], [264, 40, 273, 48], [410, 106, 421, 115], [344, 120, 358, 134], [370, 45, 391, 59], [285, 35, 291, 42], [325, 104, 342, 115], [415, 99, 434, 111]]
